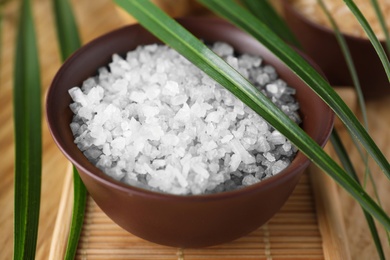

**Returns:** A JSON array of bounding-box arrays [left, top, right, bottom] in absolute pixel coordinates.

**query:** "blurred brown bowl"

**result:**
[[282, 0, 390, 99], [45, 17, 334, 248]]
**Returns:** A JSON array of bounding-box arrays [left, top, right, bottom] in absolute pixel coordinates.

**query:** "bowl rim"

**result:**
[[46, 16, 334, 202], [282, 0, 386, 44]]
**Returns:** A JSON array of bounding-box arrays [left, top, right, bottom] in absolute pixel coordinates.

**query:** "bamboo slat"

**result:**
[[49, 166, 343, 260]]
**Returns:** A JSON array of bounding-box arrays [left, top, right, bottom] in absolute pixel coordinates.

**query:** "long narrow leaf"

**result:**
[[331, 130, 385, 260], [217, 0, 390, 247], [52, 0, 81, 61], [13, 0, 42, 258], [344, 0, 390, 82], [196, 0, 390, 181], [52, 0, 87, 259], [64, 168, 87, 260], [113, 0, 390, 230], [316, 0, 370, 187], [239, 0, 301, 47], [315, 2, 387, 254], [370, 0, 390, 55], [317, 0, 368, 130]]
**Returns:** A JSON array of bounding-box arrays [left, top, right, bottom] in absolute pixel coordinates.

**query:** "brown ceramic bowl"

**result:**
[[46, 17, 333, 248], [282, 0, 390, 99]]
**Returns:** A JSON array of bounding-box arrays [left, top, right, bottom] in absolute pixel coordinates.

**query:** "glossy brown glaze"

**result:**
[[282, 0, 390, 99], [46, 17, 334, 248]]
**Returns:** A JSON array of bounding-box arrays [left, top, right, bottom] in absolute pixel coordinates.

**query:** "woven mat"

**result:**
[[49, 164, 350, 260]]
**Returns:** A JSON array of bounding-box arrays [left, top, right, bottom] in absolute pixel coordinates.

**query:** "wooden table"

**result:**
[[1, 0, 389, 259]]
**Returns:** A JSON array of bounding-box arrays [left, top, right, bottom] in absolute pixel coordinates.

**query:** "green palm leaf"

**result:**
[[317, 0, 385, 255], [331, 130, 385, 260], [112, 0, 390, 230], [64, 168, 87, 260], [370, 0, 390, 55], [239, 0, 301, 47], [52, 0, 82, 60], [52, 0, 87, 259], [344, 0, 390, 82], [196, 0, 390, 181], [13, 0, 42, 258]]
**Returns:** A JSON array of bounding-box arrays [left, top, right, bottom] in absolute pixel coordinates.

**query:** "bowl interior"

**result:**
[[282, 0, 390, 99], [283, 0, 386, 43], [46, 17, 334, 199]]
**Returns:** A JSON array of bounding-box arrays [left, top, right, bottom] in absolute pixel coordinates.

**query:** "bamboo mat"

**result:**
[[49, 164, 350, 260]]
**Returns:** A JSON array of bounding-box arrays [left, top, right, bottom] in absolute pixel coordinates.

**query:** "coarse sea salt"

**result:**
[[69, 42, 301, 195]]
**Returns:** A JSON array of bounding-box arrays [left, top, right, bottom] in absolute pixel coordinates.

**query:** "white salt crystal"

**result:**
[[84, 147, 102, 161], [170, 95, 188, 106], [266, 83, 281, 97], [205, 123, 215, 135], [96, 155, 112, 168], [90, 125, 107, 146], [111, 79, 128, 94], [230, 153, 241, 171], [102, 143, 111, 155], [221, 134, 233, 143], [121, 121, 130, 131], [111, 136, 126, 151], [268, 130, 286, 145], [282, 142, 292, 152], [190, 102, 212, 118], [141, 105, 160, 118], [212, 42, 234, 57], [256, 73, 271, 86], [174, 146, 186, 157], [125, 70, 141, 85], [271, 160, 289, 175], [233, 101, 245, 115], [205, 110, 223, 123], [129, 91, 147, 103], [129, 117, 141, 132], [106, 167, 125, 179], [145, 84, 161, 100], [78, 107, 93, 121], [139, 51, 151, 63], [257, 135, 271, 152], [69, 103, 80, 114], [70, 122, 80, 135], [86, 86, 104, 104], [180, 154, 192, 177], [149, 73, 168, 84], [209, 162, 220, 174], [142, 123, 164, 141], [152, 159, 166, 169], [238, 54, 262, 68], [168, 164, 188, 188], [161, 133, 180, 146], [144, 43, 158, 52], [263, 65, 276, 78], [242, 175, 260, 186], [163, 80, 180, 96], [174, 103, 191, 122], [264, 152, 276, 162], [69, 42, 300, 195], [69, 87, 88, 107], [203, 140, 218, 151], [191, 159, 209, 179], [81, 78, 97, 93], [230, 139, 256, 164], [134, 162, 148, 174]]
